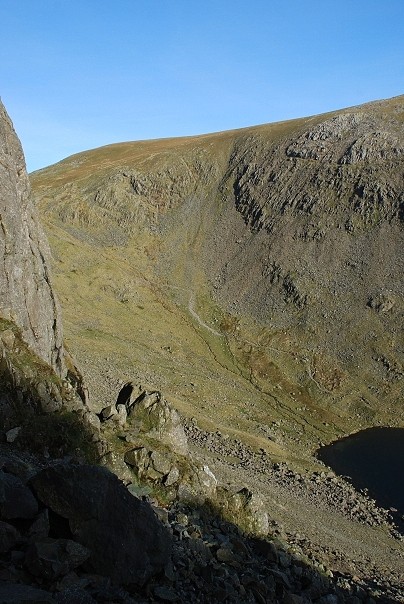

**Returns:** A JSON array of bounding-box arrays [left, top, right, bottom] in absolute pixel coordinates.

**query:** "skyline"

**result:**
[[1, 0, 403, 172]]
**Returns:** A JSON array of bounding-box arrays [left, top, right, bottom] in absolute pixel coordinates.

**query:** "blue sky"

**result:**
[[1, 1, 403, 172]]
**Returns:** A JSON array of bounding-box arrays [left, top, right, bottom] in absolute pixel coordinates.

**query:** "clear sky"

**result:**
[[1, 0, 403, 172]]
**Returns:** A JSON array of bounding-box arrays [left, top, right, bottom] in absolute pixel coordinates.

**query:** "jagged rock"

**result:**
[[111, 403, 127, 426], [99, 450, 134, 485], [25, 538, 90, 581], [36, 381, 63, 413], [151, 450, 172, 475], [128, 390, 189, 456], [124, 446, 150, 472], [164, 466, 180, 486], [0, 470, 38, 519], [0, 520, 20, 553], [224, 488, 269, 536], [31, 463, 171, 586], [0, 101, 64, 376], [176, 465, 217, 506], [100, 404, 117, 421]]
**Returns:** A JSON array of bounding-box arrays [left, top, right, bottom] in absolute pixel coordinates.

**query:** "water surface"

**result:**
[[317, 427, 404, 515]]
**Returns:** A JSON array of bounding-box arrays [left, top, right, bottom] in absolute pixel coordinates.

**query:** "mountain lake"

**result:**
[[317, 427, 404, 518]]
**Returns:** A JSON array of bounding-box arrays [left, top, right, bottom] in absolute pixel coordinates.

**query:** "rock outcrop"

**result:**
[[0, 101, 64, 376]]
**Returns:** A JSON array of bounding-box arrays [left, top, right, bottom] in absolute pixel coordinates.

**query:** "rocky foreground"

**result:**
[[0, 439, 403, 604]]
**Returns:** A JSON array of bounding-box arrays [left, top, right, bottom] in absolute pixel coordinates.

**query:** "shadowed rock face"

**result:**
[[0, 101, 64, 375], [31, 463, 171, 586]]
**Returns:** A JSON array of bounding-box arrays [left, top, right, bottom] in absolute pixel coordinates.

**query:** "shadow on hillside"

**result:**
[[132, 497, 402, 604], [0, 428, 401, 603]]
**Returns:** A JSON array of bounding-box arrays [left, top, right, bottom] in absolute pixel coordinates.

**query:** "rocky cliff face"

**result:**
[[0, 101, 64, 375]]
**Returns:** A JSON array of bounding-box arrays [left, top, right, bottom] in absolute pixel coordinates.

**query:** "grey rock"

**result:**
[[31, 463, 171, 586], [216, 546, 234, 563], [25, 538, 90, 581], [100, 404, 117, 421], [0, 470, 38, 519], [164, 466, 180, 486], [231, 488, 269, 536], [99, 450, 134, 484], [151, 450, 172, 475], [124, 446, 150, 471], [5, 426, 21, 443], [111, 403, 127, 426], [128, 391, 189, 456], [0, 520, 20, 553]]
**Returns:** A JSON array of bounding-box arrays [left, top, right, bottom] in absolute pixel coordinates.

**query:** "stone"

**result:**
[[0, 329, 15, 349], [216, 547, 234, 563], [0, 520, 20, 553], [124, 446, 150, 472], [0, 455, 36, 482], [28, 509, 50, 541], [0, 583, 55, 602], [31, 463, 171, 586], [36, 381, 63, 413], [5, 426, 21, 443], [111, 403, 127, 426], [0, 470, 38, 519], [100, 405, 117, 421], [82, 410, 101, 434], [99, 451, 134, 485], [151, 450, 172, 475], [128, 391, 189, 456], [25, 538, 91, 581], [230, 488, 269, 536], [198, 465, 217, 497], [164, 466, 180, 486], [153, 585, 179, 601]]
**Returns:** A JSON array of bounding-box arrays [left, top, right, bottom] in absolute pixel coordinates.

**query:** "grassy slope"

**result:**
[[32, 97, 404, 471]]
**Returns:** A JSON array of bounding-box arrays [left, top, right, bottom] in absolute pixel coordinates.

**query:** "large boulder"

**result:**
[[31, 463, 171, 586], [128, 390, 189, 456], [0, 470, 38, 519]]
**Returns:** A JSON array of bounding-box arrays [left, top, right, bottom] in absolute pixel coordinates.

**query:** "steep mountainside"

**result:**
[[31, 96, 404, 465], [27, 96, 404, 601]]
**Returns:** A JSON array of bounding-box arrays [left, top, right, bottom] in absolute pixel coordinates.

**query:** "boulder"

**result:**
[[231, 488, 269, 536], [128, 391, 189, 456], [31, 463, 171, 586], [0, 520, 20, 553], [0, 470, 38, 519], [25, 538, 90, 581]]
